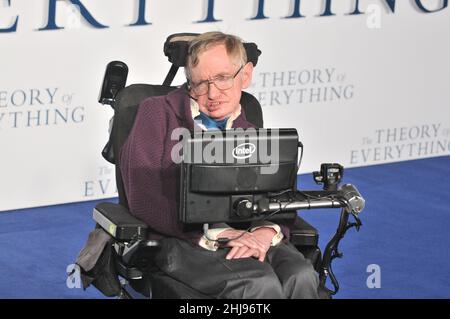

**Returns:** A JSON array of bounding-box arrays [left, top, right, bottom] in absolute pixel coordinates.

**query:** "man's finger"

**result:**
[[234, 235, 264, 251], [226, 246, 240, 259], [234, 246, 250, 259], [258, 251, 267, 262], [226, 240, 244, 248], [241, 248, 259, 259]]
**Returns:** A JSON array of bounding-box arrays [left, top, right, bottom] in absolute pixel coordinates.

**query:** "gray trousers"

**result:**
[[154, 238, 320, 299]]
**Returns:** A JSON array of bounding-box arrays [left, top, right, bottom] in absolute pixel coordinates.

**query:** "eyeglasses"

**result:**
[[188, 65, 244, 96]]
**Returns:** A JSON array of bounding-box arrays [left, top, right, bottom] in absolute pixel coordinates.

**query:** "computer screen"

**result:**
[[179, 128, 300, 224]]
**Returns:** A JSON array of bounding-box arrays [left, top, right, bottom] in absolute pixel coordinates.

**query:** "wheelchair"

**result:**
[[76, 33, 364, 299]]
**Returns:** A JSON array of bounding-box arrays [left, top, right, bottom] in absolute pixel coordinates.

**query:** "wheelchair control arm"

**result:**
[[93, 202, 148, 242], [240, 184, 365, 217]]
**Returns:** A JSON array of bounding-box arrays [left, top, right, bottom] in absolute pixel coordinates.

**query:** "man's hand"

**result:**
[[217, 228, 277, 262]]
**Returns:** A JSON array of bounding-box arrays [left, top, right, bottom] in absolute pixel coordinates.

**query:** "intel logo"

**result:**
[[232, 143, 256, 159]]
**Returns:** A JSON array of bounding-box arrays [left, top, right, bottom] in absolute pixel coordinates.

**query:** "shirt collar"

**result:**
[[190, 98, 242, 130]]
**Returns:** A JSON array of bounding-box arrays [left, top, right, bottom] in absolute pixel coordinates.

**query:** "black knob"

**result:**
[[234, 199, 253, 218]]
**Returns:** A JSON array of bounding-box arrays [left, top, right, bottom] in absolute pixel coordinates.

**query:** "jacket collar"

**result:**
[[165, 83, 196, 131]]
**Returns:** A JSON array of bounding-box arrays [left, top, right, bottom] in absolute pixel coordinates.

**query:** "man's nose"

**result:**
[[207, 82, 220, 99]]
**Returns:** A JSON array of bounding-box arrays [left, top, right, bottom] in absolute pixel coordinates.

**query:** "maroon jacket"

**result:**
[[119, 85, 261, 244]]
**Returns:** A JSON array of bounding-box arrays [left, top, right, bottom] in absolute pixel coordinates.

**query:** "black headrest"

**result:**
[[163, 33, 262, 68]]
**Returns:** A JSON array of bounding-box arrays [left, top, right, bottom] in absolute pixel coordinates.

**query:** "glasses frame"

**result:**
[[187, 65, 244, 96]]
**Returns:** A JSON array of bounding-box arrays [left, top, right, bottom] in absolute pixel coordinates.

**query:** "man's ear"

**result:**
[[241, 62, 254, 89]]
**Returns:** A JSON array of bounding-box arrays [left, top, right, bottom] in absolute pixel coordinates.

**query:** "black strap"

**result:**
[[163, 64, 179, 86]]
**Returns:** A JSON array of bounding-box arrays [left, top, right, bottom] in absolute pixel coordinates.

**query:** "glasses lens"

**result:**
[[193, 82, 208, 95], [215, 77, 233, 90]]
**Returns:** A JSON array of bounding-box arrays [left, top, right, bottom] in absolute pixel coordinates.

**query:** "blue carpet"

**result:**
[[299, 155, 450, 298], [0, 200, 115, 299], [0, 156, 449, 298]]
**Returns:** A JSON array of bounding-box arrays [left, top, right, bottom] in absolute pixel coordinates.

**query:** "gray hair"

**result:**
[[185, 31, 247, 80]]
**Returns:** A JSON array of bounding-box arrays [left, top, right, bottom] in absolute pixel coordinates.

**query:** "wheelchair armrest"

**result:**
[[289, 216, 319, 247], [93, 202, 147, 242]]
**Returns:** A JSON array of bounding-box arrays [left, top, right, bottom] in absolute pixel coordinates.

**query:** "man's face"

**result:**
[[188, 44, 253, 120]]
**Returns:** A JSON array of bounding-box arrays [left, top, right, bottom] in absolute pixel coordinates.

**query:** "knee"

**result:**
[[254, 271, 285, 299], [288, 261, 320, 298], [296, 261, 319, 288], [238, 264, 285, 299]]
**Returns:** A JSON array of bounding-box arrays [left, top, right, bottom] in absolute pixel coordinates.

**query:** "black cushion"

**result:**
[[290, 216, 319, 247], [163, 33, 262, 67]]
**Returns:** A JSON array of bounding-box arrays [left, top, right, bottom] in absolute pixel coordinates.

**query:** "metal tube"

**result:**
[[266, 198, 344, 212]]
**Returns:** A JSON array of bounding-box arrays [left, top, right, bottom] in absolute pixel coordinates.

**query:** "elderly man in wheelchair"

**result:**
[[74, 31, 365, 299]]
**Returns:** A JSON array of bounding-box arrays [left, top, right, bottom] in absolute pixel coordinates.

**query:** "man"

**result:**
[[119, 31, 319, 298]]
